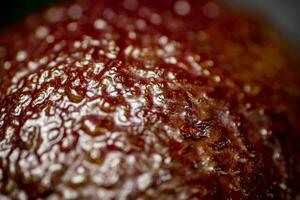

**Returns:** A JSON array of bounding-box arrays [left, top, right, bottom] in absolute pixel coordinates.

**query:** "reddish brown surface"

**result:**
[[0, 0, 300, 199]]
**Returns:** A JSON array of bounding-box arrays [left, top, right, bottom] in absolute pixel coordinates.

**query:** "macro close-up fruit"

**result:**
[[0, 0, 300, 199]]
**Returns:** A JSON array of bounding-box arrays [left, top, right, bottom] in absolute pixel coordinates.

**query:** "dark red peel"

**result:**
[[0, 0, 299, 199]]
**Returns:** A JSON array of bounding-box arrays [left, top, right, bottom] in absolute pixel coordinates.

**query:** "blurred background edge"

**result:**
[[0, 0, 299, 47]]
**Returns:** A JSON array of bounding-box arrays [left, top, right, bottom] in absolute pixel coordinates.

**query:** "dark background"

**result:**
[[0, 0, 300, 44], [0, 0, 53, 27], [224, 0, 300, 45]]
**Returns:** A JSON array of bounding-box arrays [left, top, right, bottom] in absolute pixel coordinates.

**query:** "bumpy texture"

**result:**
[[0, 0, 300, 199]]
